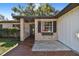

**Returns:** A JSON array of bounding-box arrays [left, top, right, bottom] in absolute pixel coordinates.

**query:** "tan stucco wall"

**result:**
[[20, 18, 24, 41], [0, 23, 19, 29], [57, 6, 79, 52], [35, 19, 57, 41], [3, 23, 13, 28]]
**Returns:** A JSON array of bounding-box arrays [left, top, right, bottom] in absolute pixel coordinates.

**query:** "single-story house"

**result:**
[[0, 21, 20, 29], [0, 3, 79, 52], [0, 21, 20, 37]]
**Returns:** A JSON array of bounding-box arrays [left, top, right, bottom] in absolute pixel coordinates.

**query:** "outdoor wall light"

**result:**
[[76, 33, 79, 38]]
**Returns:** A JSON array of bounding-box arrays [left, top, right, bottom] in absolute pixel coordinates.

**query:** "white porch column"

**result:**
[[20, 18, 24, 41]]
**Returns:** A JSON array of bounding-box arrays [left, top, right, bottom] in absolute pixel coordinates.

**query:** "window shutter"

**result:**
[[53, 21, 57, 33], [38, 21, 41, 33]]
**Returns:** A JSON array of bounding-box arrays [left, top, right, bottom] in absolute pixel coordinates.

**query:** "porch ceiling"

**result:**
[[13, 16, 35, 22], [12, 16, 56, 22]]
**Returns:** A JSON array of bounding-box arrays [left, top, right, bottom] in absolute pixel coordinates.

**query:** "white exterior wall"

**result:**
[[24, 22, 34, 39], [57, 6, 79, 52], [24, 23, 30, 39], [35, 19, 57, 41]]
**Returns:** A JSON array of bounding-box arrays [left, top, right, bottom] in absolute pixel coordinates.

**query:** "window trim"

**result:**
[[41, 21, 53, 33]]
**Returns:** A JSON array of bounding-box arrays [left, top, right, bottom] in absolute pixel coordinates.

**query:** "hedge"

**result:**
[[0, 28, 20, 38]]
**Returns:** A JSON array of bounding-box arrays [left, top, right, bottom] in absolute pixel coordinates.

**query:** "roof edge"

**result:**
[[12, 16, 57, 19], [0, 20, 20, 23], [55, 3, 79, 18]]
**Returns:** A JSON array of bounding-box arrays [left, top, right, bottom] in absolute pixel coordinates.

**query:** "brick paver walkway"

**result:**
[[4, 36, 79, 56]]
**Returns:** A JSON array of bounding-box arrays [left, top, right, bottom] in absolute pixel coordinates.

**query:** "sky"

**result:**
[[0, 3, 68, 20]]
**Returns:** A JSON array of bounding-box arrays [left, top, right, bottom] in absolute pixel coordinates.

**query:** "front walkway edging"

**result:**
[[1, 43, 18, 56]]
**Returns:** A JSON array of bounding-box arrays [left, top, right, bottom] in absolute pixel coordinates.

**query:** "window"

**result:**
[[13, 24, 20, 29], [0, 24, 2, 29], [43, 21, 52, 32], [13, 24, 15, 27]]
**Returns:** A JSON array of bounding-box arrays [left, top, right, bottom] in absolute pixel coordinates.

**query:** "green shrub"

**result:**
[[0, 28, 19, 38]]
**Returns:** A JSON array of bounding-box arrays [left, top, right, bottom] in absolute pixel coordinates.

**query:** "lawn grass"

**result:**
[[0, 38, 19, 55]]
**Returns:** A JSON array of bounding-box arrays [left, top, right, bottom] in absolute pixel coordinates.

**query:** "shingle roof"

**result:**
[[55, 3, 79, 18]]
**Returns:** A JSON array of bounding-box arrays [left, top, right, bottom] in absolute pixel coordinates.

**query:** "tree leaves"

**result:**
[[12, 3, 58, 16]]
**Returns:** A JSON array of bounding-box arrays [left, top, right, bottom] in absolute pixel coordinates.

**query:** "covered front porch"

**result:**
[[13, 16, 70, 52], [13, 16, 58, 41], [19, 17, 35, 41]]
